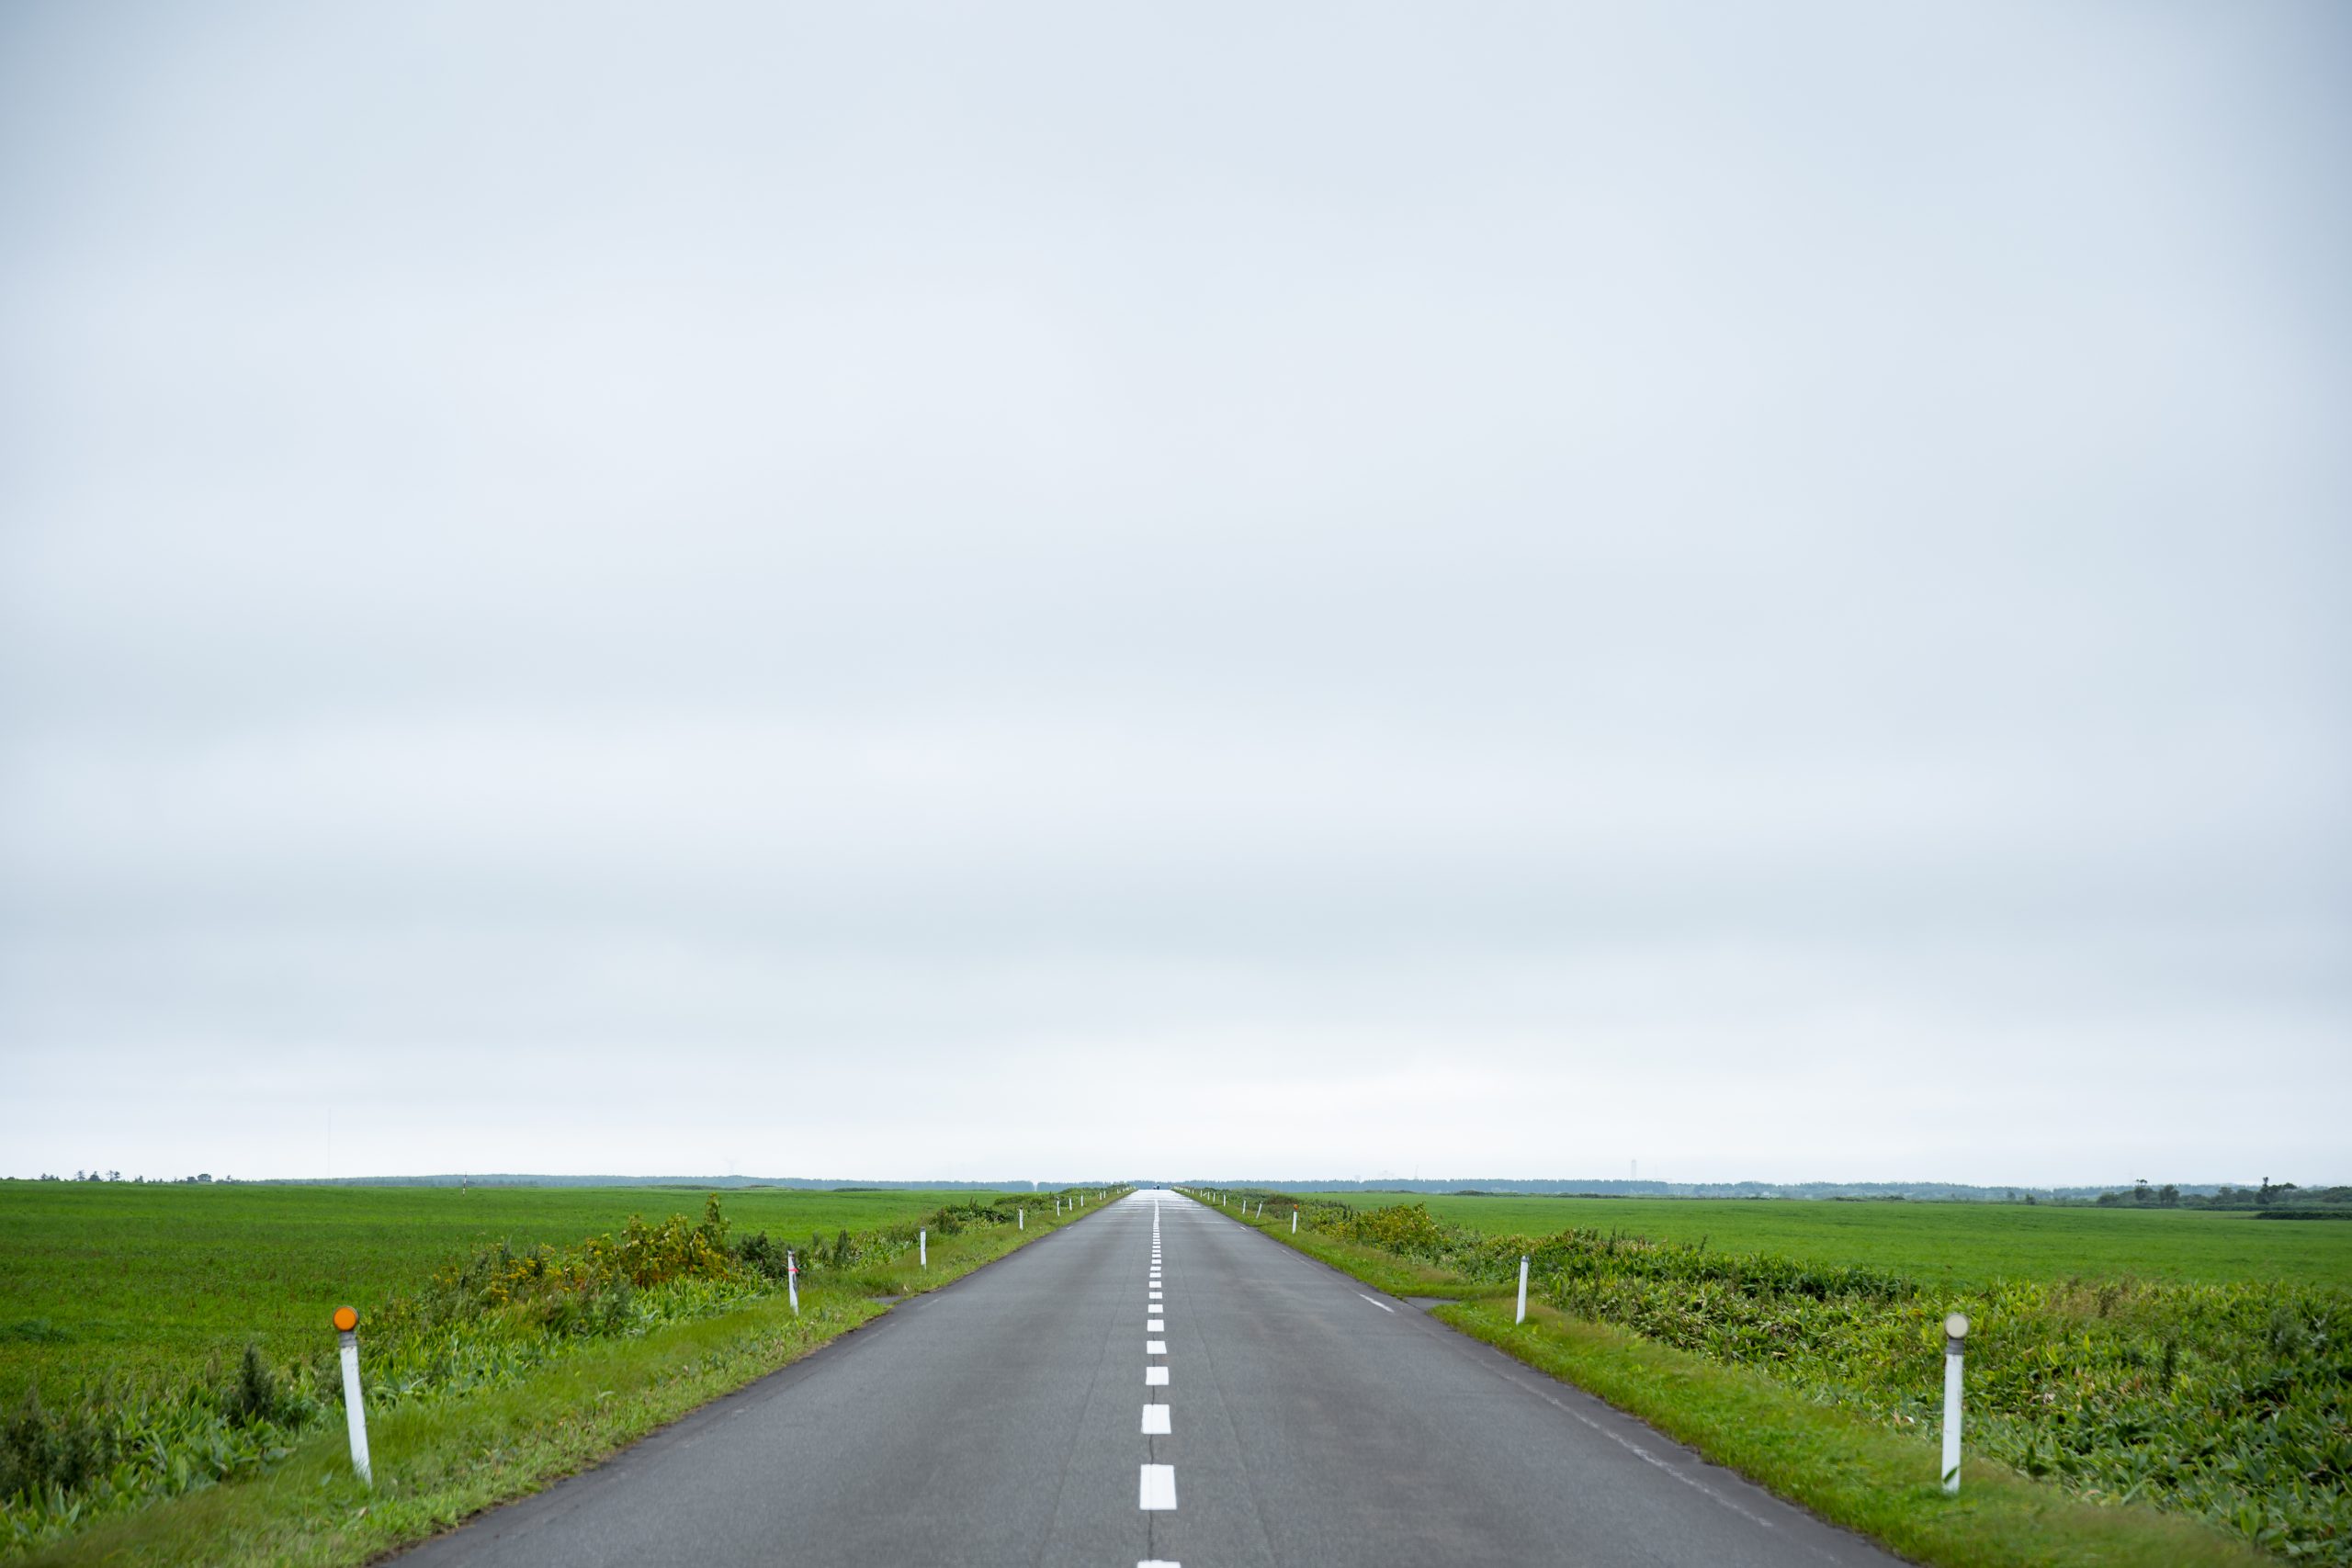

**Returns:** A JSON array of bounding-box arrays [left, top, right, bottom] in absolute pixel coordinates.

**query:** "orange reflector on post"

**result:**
[[333, 1306, 371, 1484]]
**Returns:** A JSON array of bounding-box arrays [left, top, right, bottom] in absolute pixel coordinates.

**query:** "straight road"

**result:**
[[398, 1191, 1898, 1567]]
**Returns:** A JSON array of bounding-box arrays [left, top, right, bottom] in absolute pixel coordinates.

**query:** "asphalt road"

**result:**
[[398, 1190, 1899, 1567]]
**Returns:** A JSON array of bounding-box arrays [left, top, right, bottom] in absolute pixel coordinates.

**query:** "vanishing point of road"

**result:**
[[397, 1190, 1898, 1567]]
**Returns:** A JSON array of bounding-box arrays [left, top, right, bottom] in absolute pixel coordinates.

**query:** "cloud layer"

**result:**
[[4, 1, 2346, 1183]]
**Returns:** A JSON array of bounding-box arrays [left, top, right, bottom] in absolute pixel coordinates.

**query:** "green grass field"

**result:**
[[0, 1182, 1011, 1404], [1307, 1193, 2352, 1288]]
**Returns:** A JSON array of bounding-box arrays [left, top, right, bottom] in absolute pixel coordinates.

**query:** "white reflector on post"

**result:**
[[1942, 1312, 1969, 1493]]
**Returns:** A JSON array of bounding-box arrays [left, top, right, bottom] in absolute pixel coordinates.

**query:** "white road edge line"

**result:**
[[1473, 1354, 1826, 1554], [1357, 1292, 1396, 1313]]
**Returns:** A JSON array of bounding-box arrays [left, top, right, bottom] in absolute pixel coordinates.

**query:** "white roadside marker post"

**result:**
[[1019, 1207, 1024, 1230], [1942, 1312, 1970, 1494], [786, 1249, 798, 1315], [1292, 1207, 1298, 1234], [1516, 1256, 1530, 1325], [333, 1306, 371, 1486], [920, 1229, 928, 1269]]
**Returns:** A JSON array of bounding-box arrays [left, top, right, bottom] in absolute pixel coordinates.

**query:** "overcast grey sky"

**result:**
[[3, 2, 2346, 1186]]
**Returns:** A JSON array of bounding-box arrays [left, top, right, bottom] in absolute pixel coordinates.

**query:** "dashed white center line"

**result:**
[[1142, 1210, 1176, 1557], [1357, 1292, 1396, 1313]]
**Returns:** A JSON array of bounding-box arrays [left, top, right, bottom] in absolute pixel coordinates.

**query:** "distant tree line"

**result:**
[[31, 1172, 228, 1183], [1199, 1177, 2352, 1206], [2092, 1177, 2352, 1210]]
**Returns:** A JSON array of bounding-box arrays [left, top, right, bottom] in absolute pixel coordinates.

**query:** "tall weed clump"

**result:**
[[760, 1195, 1030, 1290]]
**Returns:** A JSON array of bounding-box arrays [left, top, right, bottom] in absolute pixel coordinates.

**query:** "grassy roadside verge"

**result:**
[[1185, 1192, 2273, 1568], [1190, 1195, 1470, 1301], [24, 1193, 1125, 1567], [1213, 1225, 1475, 1301]]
